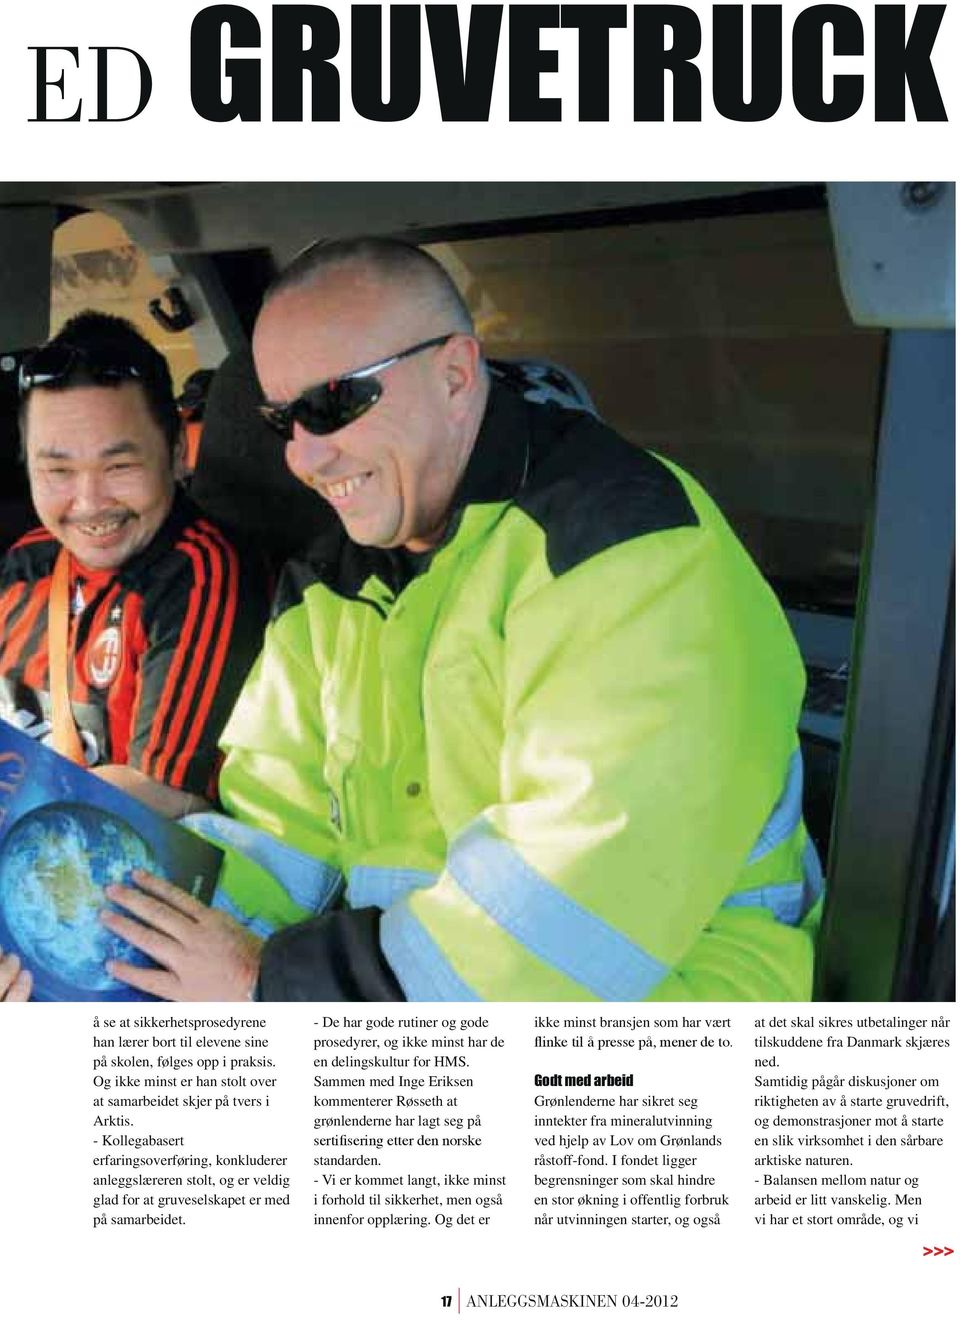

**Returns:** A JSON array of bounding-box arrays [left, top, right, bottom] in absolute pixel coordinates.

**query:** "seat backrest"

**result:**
[[188, 344, 336, 569]]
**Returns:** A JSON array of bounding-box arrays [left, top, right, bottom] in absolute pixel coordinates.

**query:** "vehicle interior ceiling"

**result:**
[[1, 180, 950, 999]]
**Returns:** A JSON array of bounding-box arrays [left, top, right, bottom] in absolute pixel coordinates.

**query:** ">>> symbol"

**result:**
[[922, 1246, 953, 1256]]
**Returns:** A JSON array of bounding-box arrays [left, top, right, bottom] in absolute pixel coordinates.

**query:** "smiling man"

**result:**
[[0, 311, 268, 824], [104, 237, 822, 1004]]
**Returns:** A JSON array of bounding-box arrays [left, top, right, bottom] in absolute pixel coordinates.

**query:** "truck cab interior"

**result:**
[[0, 180, 953, 1001]]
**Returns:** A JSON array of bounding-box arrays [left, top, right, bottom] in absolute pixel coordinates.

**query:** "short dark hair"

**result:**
[[265, 236, 474, 333], [19, 311, 181, 455]]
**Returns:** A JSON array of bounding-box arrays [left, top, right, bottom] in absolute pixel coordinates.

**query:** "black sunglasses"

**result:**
[[18, 343, 142, 397], [258, 333, 456, 439]]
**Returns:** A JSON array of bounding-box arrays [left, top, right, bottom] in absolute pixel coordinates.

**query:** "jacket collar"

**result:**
[[449, 377, 531, 513], [306, 379, 533, 603]]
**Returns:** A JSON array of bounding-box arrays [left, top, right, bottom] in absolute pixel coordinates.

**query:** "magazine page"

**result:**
[[0, 3, 956, 1317]]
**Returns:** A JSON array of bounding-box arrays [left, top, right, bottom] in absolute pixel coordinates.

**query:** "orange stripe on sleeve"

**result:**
[[151, 531, 226, 786], [140, 547, 207, 775], [123, 598, 150, 770], [171, 526, 239, 786], [1, 582, 49, 673]]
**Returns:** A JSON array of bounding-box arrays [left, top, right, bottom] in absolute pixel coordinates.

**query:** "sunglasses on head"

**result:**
[[258, 333, 456, 440], [18, 343, 142, 397]]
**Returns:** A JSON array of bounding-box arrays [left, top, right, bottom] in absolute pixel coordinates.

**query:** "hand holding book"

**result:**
[[101, 869, 262, 1002]]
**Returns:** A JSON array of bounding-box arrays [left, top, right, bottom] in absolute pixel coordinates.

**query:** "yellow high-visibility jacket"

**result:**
[[201, 380, 820, 1001]]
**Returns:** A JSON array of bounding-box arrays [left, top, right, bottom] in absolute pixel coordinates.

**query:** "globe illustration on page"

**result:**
[[0, 802, 158, 993]]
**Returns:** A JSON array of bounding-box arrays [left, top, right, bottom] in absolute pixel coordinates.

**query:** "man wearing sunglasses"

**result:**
[[103, 237, 820, 1004], [0, 312, 267, 836]]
